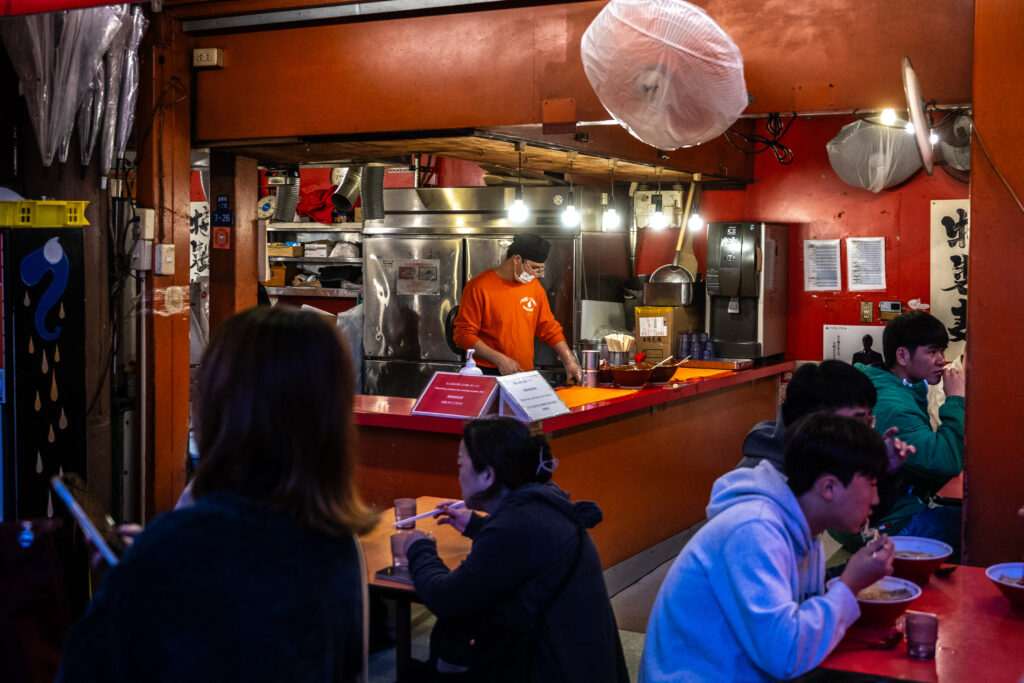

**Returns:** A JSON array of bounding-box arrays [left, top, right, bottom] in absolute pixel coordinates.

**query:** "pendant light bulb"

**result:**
[[508, 146, 529, 223], [687, 211, 704, 232], [561, 192, 579, 227], [602, 204, 620, 231], [509, 191, 529, 223], [649, 193, 668, 231], [880, 108, 897, 126]]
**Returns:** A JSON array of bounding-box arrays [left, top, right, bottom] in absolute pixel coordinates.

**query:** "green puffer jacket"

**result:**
[[831, 363, 965, 549]]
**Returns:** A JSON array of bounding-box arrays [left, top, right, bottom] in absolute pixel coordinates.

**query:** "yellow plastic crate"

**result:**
[[0, 200, 90, 228]]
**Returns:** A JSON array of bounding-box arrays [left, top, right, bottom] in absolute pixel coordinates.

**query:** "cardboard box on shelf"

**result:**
[[303, 240, 335, 258], [262, 265, 288, 287], [634, 305, 702, 361], [267, 243, 303, 257]]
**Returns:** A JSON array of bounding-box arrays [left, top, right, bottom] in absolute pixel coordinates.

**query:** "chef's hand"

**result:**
[[840, 535, 894, 595], [403, 529, 435, 555], [881, 427, 915, 473], [562, 356, 583, 385], [434, 500, 472, 534], [495, 354, 524, 375]]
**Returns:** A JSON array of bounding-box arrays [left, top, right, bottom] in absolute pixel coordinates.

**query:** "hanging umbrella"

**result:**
[[115, 5, 148, 161], [49, 5, 124, 167], [99, 9, 131, 187], [77, 63, 105, 168], [0, 12, 55, 166]]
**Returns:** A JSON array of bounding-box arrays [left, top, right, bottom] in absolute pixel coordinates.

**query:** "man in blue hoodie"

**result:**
[[640, 413, 895, 682], [838, 310, 965, 554]]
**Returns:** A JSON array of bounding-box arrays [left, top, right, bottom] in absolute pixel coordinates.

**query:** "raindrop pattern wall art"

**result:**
[[1, 228, 86, 520]]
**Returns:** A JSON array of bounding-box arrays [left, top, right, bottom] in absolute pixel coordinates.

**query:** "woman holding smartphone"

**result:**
[[402, 417, 629, 683], [57, 306, 376, 683]]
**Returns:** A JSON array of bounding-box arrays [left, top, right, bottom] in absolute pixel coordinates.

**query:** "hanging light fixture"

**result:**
[[685, 172, 704, 231], [649, 166, 668, 231], [602, 160, 620, 230], [508, 142, 529, 224], [561, 151, 580, 227]]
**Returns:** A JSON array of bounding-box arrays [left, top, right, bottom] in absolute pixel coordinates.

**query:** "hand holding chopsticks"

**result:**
[[391, 500, 465, 527]]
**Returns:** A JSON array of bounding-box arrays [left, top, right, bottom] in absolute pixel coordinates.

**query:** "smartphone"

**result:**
[[50, 474, 123, 566]]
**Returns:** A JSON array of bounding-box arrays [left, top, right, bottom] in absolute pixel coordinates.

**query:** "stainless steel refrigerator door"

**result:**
[[464, 235, 577, 368], [363, 236, 463, 362], [362, 359, 463, 399]]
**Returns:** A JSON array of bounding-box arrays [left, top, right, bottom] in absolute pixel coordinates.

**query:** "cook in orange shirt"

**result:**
[[453, 234, 583, 384]]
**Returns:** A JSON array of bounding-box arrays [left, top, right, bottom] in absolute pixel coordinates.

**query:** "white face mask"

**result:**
[[515, 260, 535, 284]]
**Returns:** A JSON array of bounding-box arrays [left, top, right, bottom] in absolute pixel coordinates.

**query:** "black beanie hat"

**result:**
[[507, 233, 551, 263]]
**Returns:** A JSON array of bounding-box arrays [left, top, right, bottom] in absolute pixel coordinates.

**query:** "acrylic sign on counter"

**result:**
[[411, 372, 498, 419], [495, 371, 570, 423]]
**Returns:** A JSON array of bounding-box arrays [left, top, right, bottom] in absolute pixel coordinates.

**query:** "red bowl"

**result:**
[[609, 365, 653, 388], [891, 536, 953, 585], [985, 562, 1024, 612], [828, 576, 921, 626]]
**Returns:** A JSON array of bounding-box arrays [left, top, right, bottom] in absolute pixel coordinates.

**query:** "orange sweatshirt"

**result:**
[[453, 269, 565, 370]]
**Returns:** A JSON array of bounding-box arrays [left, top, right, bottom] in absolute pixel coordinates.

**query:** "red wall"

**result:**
[[637, 116, 967, 360]]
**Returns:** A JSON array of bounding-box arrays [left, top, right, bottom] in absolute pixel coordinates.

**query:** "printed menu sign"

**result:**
[[411, 373, 498, 418], [495, 371, 570, 422]]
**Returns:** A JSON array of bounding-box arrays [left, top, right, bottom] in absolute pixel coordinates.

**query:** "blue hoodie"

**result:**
[[640, 462, 860, 682]]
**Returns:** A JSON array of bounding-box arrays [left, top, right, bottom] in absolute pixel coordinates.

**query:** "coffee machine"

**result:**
[[705, 222, 788, 360]]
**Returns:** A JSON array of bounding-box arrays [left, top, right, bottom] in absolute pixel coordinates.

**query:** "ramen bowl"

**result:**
[[828, 576, 921, 626], [891, 536, 954, 585], [985, 562, 1024, 612], [638, 362, 678, 384], [609, 365, 653, 388]]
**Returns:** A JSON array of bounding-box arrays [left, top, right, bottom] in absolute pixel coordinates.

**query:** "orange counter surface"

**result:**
[[354, 361, 794, 569]]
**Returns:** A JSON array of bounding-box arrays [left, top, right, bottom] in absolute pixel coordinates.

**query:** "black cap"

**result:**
[[508, 233, 551, 263]]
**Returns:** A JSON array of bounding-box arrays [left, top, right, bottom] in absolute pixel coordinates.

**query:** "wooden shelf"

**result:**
[[265, 286, 361, 298], [269, 256, 362, 264]]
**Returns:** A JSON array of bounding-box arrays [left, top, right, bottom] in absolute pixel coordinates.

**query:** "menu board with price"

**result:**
[[495, 371, 570, 422], [411, 372, 498, 418]]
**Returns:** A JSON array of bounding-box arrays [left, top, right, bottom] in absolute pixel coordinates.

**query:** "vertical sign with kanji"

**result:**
[[930, 199, 969, 361]]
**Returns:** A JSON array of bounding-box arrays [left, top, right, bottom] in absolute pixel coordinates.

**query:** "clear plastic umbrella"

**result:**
[[99, 9, 131, 187], [116, 5, 148, 161], [77, 63, 106, 167], [47, 6, 124, 166], [0, 13, 55, 165]]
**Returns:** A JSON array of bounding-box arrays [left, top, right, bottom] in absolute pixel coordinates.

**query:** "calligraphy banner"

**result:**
[[930, 199, 969, 361]]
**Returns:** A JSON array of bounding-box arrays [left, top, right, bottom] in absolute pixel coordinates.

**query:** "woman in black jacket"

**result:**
[[57, 306, 377, 683], [403, 417, 629, 683]]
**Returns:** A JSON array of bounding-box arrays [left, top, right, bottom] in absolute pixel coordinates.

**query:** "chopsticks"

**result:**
[[604, 333, 634, 352], [391, 500, 465, 527]]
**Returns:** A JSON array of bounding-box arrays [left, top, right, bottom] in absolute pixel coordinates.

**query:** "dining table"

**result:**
[[821, 564, 1024, 681], [360, 495, 472, 681]]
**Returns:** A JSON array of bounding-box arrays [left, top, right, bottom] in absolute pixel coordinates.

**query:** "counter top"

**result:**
[[354, 361, 795, 435]]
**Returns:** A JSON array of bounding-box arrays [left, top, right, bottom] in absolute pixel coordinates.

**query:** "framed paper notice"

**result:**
[[846, 237, 886, 291], [804, 239, 841, 291], [411, 372, 498, 418]]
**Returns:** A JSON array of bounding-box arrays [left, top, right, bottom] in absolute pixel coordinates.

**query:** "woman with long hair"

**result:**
[[57, 306, 376, 683], [403, 416, 629, 683]]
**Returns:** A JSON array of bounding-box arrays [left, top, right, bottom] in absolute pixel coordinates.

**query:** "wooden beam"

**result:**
[[208, 152, 258, 335], [135, 13, 192, 518]]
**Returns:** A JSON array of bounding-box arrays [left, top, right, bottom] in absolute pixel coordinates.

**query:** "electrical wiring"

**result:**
[[970, 120, 1024, 215], [724, 112, 797, 164]]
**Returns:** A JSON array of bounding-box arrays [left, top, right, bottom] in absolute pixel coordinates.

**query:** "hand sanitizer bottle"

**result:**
[[460, 349, 484, 376]]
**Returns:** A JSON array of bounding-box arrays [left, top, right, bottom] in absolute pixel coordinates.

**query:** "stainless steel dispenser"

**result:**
[[705, 222, 788, 360]]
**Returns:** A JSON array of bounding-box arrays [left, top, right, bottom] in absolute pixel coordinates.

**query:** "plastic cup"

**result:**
[[391, 532, 411, 568], [905, 610, 938, 660], [394, 498, 417, 529]]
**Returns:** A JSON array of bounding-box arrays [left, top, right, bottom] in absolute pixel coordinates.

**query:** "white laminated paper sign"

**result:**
[[846, 237, 886, 291], [638, 316, 668, 337], [804, 239, 841, 291], [395, 258, 441, 295], [495, 371, 570, 422]]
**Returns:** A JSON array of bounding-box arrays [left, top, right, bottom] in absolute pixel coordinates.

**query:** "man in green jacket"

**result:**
[[832, 311, 965, 555]]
